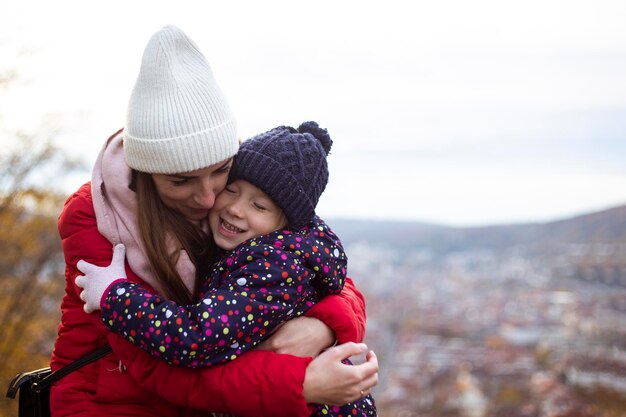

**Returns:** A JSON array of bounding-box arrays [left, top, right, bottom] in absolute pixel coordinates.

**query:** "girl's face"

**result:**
[[152, 159, 233, 222], [209, 180, 287, 251]]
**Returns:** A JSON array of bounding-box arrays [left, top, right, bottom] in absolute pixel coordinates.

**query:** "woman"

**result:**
[[50, 25, 377, 417]]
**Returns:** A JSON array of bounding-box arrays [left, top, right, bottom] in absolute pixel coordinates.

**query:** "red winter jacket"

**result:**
[[50, 182, 366, 417]]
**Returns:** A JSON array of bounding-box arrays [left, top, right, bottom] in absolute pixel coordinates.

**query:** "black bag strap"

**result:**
[[34, 344, 113, 393]]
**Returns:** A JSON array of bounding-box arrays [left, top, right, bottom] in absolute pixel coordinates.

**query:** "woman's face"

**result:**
[[151, 159, 233, 222], [209, 180, 287, 251]]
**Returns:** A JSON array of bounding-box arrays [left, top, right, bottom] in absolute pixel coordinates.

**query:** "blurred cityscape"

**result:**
[[331, 205, 626, 417]]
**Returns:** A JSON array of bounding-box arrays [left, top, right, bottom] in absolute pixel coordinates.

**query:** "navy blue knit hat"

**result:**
[[228, 121, 332, 229]]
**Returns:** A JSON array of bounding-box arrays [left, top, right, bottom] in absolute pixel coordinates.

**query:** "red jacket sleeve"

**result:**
[[304, 277, 366, 344], [108, 333, 313, 417], [55, 183, 125, 353]]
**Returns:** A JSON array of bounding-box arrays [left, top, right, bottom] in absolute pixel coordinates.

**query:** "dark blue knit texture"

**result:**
[[228, 121, 332, 229]]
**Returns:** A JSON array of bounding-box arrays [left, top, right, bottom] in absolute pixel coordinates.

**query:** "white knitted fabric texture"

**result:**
[[124, 25, 238, 174]]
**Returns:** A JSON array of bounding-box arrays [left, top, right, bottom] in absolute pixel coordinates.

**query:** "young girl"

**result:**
[[77, 122, 377, 416]]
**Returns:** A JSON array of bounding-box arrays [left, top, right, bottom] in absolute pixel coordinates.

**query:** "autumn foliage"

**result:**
[[0, 135, 78, 417]]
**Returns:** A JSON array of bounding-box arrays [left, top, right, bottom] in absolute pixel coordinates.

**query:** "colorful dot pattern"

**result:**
[[100, 216, 347, 368], [313, 395, 377, 417]]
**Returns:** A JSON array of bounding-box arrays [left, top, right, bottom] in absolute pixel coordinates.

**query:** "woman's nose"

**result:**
[[194, 179, 216, 209], [195, 190, 216, 209]]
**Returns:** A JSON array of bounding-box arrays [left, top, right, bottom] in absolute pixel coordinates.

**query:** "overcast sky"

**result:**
[[2, 0, 626, 226]]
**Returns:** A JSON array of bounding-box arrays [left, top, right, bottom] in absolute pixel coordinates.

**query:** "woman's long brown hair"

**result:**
[[131, 171, 217, 305]]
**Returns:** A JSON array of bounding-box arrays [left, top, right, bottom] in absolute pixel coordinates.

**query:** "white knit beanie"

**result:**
[[124, 25, 238, 174]]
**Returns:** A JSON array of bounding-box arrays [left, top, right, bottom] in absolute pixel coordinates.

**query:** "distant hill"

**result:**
[[544, 204, 626, 242], [328, 204, 626, 254]]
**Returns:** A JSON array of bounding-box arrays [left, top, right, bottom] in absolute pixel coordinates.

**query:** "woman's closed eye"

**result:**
[[170, 177, 191, 186], [215, 163, 232, 175]]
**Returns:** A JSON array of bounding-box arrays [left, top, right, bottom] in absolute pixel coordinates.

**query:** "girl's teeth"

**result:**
[[222, 220, 242, 233]]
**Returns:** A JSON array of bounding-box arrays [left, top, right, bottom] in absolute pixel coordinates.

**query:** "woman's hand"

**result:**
[[75, 244, 127, 313], [254, 316, 334, 357], [302, 342, 379, 405]]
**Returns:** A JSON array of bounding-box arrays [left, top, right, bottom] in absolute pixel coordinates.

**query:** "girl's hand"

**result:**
[[254, 316, 334, 357], [302, 342, 379, 405], [75, 244, 127, 313]]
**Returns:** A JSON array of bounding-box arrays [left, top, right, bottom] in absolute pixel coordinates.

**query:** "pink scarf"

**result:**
[[91, 130, 197, 296]]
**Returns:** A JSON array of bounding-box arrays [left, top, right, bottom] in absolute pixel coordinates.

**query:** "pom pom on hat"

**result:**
[[298, 121, 332, 155], [124, 25, 239, 174], [228, 121, 333, 229]]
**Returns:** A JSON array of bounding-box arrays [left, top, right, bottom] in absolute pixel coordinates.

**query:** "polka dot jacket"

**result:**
[[100, 216, 347, 368]]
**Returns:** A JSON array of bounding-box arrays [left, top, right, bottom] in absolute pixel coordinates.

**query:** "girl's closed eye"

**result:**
[[253, 202, 267, 211]]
